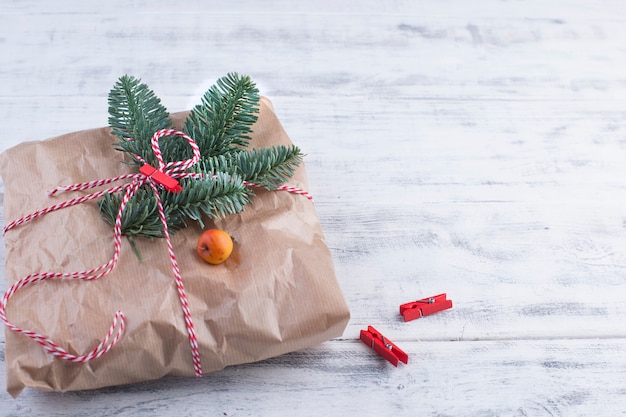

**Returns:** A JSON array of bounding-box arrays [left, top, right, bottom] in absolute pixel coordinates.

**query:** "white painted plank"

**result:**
[[2, 339, 626, 417]]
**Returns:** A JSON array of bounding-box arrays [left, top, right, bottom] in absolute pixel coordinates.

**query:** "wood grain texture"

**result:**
[[3, 0, 626, 415], [2, 339, 626, 416]]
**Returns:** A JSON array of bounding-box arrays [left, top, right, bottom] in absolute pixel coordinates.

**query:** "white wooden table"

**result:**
[[2, 1, 626, 415]]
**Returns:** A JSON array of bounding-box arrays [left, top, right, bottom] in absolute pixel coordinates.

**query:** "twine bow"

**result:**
[[0, 129, 204, 375]]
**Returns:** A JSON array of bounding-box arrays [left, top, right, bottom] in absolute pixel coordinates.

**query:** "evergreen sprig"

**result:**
[[183, 72, 260, 157], [100, 73, 303, 240], [201, 146, 303, 189], [108, 75, 172, 167]]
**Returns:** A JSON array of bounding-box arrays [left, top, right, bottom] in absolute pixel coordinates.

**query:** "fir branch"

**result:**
[[101, 73, 304, 241], [108, 75, 172, 166], [163, 172, 253, 228], [98, 173, 253, 238], [98, 189, 185, 239], [183, 73, 260, 157], [200, 145, 303, 189]]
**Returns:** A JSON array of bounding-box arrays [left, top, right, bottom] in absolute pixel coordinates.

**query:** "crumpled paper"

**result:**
[[0, 97, 350, 397]]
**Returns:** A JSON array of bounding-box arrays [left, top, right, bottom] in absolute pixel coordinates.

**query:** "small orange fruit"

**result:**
[[196, 229, 233, 265]]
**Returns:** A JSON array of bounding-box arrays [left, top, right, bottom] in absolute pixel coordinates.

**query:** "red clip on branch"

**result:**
[[139, 164, 183, 193], [399, 293, 453, 322], [360, 325, 408, 367]]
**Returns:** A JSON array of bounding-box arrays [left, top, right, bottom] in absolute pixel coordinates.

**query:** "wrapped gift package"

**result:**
[[0, 97, 350, 397]]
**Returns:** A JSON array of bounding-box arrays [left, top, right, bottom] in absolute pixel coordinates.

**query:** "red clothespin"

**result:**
[[360, 325, 408, 367], [400, 293, 453, 322], [140, 164, 183, 193]]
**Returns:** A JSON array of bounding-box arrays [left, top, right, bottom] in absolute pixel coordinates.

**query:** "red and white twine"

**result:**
[[0, 129, 205, 373], [0, 128, 312, 376]]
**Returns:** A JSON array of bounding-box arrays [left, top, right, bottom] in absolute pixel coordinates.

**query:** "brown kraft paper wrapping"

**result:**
[[0, 97, 350, 397]]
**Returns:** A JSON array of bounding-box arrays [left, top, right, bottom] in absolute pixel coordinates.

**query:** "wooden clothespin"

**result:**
[[400, 293, 453, 322], [359, 325, 408, 367]]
